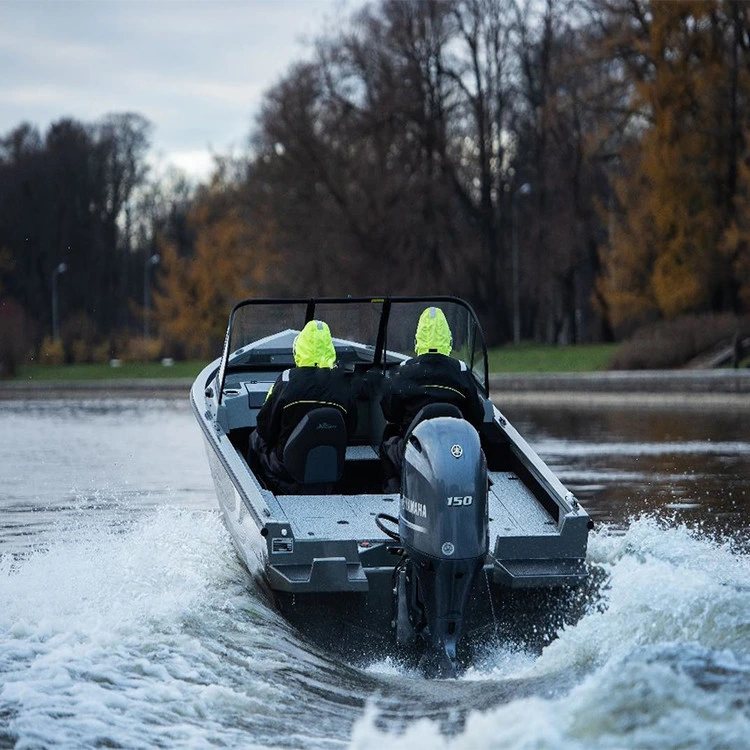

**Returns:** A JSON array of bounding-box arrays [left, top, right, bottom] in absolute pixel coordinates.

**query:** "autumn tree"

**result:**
[[596, 0, 750, 333], [246, 0, 614, 343], [511, 0, 610, 343], [250, 2, 467, 300], [154, 168, 275, 358]]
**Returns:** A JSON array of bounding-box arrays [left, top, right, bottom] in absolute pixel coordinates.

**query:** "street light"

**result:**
[[51, 262, 68, 342], [512, 183, 532, 344], [143, 253, 160, 339]]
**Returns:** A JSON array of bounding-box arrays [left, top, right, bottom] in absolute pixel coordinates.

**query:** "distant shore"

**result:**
[[2, 369, 748, 409], [0, 378, 194, 401], [488, 369, 750, 409]]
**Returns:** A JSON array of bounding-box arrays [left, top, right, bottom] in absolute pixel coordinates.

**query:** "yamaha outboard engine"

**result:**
[[398, 414, 488, 677]]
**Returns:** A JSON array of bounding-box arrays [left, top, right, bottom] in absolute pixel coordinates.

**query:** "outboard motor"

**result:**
[[398, 415, 488, 677]]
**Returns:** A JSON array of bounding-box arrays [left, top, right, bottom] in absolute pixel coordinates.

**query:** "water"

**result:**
[[1, 398, 748, 748]]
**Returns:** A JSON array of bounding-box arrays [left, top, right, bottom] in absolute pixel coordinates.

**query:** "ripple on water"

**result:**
[[2, 398, 750, 747]]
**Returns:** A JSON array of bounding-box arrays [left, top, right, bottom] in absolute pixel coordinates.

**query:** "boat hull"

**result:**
[[190, 297, 594, 668]]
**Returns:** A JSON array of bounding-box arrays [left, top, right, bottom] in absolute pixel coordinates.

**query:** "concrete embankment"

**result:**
[[1, 370, 748, 408], [0, 378, 194, 401], [489, 369, 750, 409]]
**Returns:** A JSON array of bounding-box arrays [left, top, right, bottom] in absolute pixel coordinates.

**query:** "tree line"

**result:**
[[0, 112, 194, 367], [157, 0, 750, 351], [2, 0, 750, 369]]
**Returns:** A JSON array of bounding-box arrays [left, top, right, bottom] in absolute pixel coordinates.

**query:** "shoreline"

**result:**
[[490, 390, 750, 410], [1, 370, 748, 408], [488, 370, 750, 410], [488, 369, 750, 393], [0, 378, 194, 400]]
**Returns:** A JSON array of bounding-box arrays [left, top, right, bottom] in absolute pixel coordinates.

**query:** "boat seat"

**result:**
[[282, 407, 347, 489]]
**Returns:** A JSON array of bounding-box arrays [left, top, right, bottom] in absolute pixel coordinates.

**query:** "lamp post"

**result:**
[[143, 253, 160, 339], [51, 262, 68, 342], [512, 183, 532, 344]]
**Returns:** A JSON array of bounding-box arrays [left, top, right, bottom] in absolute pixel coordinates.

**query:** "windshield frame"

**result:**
[[216, 296, 489, 403]]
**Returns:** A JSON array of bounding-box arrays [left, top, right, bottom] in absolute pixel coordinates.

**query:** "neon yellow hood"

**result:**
[[293, 320, 336, 368], [415, 306, 452, 356]]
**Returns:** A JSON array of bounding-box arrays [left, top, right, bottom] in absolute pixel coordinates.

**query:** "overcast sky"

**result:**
[[0, 0, 360, 179]]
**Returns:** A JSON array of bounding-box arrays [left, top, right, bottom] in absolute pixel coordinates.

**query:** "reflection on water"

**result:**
[[2, 398, 746, 548], [0, 399, 215, 556], [504, 404, 750, 545]]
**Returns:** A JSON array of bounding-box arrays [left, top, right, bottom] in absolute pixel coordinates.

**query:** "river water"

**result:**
[[1, 398, 748, 748]]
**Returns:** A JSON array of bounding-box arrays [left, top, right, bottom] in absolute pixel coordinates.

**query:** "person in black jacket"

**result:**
[[249, 319, 358, 493], [379, 306, 486, 492]]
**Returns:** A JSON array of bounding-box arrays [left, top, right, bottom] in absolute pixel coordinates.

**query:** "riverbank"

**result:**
[[0, 378, 194, 400], [489, 369, 750, 409], [2, 369, 749, 408]]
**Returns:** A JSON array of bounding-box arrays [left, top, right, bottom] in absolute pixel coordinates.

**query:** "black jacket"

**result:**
[[255, 366, 358, 458], [380, 354, 486, 436]]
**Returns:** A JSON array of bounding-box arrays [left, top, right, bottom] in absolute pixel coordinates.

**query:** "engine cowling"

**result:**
[[400, 416, 488, 559], [398, 416, 489, 676]]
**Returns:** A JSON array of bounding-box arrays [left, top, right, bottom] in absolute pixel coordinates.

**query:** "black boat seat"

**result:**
[[283, 407, 347, 487]]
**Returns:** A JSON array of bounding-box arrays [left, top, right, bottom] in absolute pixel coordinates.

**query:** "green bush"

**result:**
[[122, 337, 163, 363], [39, 336, 65, 365]]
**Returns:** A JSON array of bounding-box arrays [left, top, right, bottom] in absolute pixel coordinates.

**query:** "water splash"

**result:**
[[0, 508, 313, 747], [349, 516, 750, 749], [3, 503, 748, 749]]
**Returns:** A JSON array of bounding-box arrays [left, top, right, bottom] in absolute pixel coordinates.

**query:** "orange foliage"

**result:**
[[598, 0, 750, 330], [154, 179, 276, 358]]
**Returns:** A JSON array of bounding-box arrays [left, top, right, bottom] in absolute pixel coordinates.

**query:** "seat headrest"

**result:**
[[282, 407, 347, 486]]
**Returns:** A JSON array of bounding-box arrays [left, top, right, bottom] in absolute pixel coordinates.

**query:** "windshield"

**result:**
[[217, 297, 488, 400]]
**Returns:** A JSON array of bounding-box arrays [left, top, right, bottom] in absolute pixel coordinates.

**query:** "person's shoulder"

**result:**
[[419, 352, 464, 370], [328, 366, 354, 384], [281, 368, 293, 381], [388, 356, 415, 374], [284, 366, 315, 390], [267, 368, 292, 389], [454, 358, 469, 372], [300, 365, 351, 386]]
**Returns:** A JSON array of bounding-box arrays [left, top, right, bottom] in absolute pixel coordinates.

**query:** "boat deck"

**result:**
[[488, 472, 558, 536], [267, 470, 558, 543]]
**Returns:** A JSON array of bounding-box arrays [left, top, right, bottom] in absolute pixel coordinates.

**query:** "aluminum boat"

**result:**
[[191, 296, 593, 676]]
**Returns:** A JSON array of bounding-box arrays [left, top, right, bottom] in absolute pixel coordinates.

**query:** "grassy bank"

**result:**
[[14, 360, 208, 381], [487, 343, 618, 373], [8, 344, 618, 382]]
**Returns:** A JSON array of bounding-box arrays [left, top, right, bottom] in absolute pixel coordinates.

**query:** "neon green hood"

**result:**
[[415, 306, 452, 356], [293, 320, 336, 368]]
